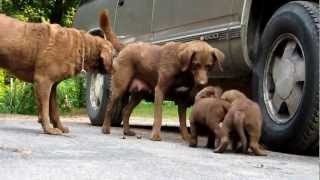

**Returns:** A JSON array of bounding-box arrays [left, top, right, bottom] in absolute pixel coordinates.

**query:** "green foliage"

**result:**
[[0, 71, 86, 115], [0, 0, 80, 26]]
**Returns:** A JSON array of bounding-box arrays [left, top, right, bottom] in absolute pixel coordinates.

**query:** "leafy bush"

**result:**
[[0, 72, 86, 114]]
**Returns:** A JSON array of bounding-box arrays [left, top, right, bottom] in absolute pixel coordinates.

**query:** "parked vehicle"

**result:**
[[73, 0, 319, 154]]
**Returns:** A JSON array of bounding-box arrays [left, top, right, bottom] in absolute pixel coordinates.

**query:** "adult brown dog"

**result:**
[[189, 86, 230, 151], [0, 11, 118, 135], [102, 41, 225, 141], [219, 90, 267, 156]]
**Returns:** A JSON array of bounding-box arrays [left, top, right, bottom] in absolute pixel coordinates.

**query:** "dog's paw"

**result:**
[[189, 143, 197, 148], [102, 127, 110, 134], [60, 127, 70, 133], [181, 133, 191, 142], [150, 134, 161, 141], [45, 128, 63, 135], [124, 129, 136, 136]]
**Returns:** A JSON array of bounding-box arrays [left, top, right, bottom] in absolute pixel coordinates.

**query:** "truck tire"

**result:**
[[85, 72, 123, 126], [253, 1, 319, 154]]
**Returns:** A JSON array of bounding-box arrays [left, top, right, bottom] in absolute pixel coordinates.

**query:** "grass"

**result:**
[[62, 100, 191, 121], [131, 100, 191, 120]]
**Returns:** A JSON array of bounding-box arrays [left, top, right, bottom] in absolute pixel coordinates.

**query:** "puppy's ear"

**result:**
[[179, 48, 195, 72], [100, 45, 114, 74], [211, 48, 225, 71]]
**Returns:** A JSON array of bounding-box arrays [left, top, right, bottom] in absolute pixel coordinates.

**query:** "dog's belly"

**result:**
[[129, 78, 152, 93]]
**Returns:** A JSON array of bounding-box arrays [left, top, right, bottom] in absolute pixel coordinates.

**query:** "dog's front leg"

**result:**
[[150, 85, 166, 141], [178, 103, 191, 141], [122, 93, 143, 136], [34, 79, 62, 135], [49, 84, 69, 133]]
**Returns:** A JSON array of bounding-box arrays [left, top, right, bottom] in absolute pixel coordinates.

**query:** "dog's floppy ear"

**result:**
[[100, 45, 114, 74], [211, 48, 225, 71], [179, 47, 195, 72]]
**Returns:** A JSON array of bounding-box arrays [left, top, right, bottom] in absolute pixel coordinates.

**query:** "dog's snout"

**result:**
[[195, 69, 208, 85], [199, 80, 207, 85]]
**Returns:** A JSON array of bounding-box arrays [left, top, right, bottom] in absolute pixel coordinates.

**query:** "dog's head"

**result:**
[[99, 41, 115, 73], [221, 90, 247, 103], [179, 41, 225, 86], [194, 86, 223, 102]]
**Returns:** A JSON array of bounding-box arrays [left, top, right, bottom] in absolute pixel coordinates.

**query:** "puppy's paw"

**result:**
[[45, 128, 63, 135], [150, 134, 161, 141], [124, 129, 136, 136]]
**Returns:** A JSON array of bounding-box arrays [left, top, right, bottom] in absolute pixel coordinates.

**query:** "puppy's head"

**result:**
[[195, 86, 223, 102], [221, 90, 246, 103], [99, 42, 115, 73], [179, 41, 225, 86]]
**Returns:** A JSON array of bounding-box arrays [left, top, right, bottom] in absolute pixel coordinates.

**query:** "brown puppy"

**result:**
[[0, 11, 118, 135], [189, 87, 230, 151], [219, 90, 267, 156], [102, 41, 225, 141], [194, 86, 223, 102]]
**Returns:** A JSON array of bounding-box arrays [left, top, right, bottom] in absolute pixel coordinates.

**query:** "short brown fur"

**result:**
[[219, 90, 267, 156], [0, 11, 117, 135], [101, 41, 225, 141], [189, 95, 230, 152]]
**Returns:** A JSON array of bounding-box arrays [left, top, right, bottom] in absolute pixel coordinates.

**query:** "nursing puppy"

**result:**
[[102, 40, 225, 141], [219, 90, 267, 156], [0, 11, 118, 135], [189, 86, 230, 151]]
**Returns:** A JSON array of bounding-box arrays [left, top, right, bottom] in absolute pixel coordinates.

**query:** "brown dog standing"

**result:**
[[189, 86, 230, 151], [102, 41, 225, 141], [0, 11, 118, 135], [219, 90, 267, 156]]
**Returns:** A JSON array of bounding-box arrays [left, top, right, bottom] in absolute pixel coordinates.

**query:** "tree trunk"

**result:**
[[50, 0, 65, 24]]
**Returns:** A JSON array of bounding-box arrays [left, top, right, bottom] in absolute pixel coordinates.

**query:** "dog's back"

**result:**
[[191, 98, 229, 125]]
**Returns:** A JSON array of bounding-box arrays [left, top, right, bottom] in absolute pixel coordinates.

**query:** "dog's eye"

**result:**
[[205, 65, 212, 70]]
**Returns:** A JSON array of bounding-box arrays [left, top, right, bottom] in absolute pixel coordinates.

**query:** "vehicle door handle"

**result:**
[[118, 0, 125, 7]]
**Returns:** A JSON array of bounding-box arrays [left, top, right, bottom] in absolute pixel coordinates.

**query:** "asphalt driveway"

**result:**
[[0, 115, 318, 180]]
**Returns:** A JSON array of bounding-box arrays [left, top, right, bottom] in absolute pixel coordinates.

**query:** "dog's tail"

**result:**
[[99, 10, 124, 52]]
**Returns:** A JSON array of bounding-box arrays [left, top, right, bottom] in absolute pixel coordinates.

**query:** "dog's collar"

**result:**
[[81, 48, 86, 74]]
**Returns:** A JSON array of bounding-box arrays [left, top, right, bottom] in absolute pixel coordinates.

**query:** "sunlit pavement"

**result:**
[[0, 115, 318, 180]]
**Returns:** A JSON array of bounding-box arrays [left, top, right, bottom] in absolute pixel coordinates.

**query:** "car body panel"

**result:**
[[73, 0, 251, 78], [115, 0, 154, 42]]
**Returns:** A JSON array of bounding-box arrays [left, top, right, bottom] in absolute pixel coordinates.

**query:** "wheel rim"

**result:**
[[263, 33, 305, 124], [89, 73, 105, 110]]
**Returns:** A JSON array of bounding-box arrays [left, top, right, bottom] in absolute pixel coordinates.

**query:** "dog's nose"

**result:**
[[199, 80, 207, 85]]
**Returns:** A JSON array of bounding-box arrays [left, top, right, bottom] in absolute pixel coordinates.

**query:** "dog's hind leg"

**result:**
[[49, 83, 69, 133], [189, 121, 198, 147], [178, 103, 191, 141], [233, 111, 248, 154], [102, 67, 133, 134], [122, 93, 143, 136], [34, 78, 62, 135]]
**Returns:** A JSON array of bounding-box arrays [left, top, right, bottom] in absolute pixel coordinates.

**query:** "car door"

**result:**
[[114, 0, 154, 43]]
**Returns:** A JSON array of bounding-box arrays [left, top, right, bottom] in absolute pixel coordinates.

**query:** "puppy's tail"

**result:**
[[99, 10, 124, 52]]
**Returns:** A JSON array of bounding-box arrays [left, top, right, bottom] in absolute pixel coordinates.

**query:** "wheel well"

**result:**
[[247, 0, 318, 63], [88, 28, 104, 37]]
